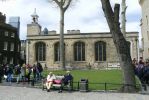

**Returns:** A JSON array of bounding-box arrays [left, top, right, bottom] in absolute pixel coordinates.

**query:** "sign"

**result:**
[[108, 63, 120, 68]]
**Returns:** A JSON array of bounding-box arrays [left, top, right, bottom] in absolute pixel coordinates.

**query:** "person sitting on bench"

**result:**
[[58, 71, 73, 93], [46, 72, 56, 92], [63, 71, 73, 85]]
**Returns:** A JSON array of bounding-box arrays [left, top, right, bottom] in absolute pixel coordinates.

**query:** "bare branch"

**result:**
[[62, 0, 65, 7], [63, 0, 72, 12], [114, 4, 120, 29], [49, 0, 75, 12], [101, 0, 114, 31], [52, 0, 61, 7]]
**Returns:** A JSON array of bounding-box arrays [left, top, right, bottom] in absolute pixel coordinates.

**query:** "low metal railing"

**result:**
[[72, 81, 141, 92]]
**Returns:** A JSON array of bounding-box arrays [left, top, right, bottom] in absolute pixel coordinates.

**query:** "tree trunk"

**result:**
[[51, 0, 72, 70], [121, 0, 127, 38], [100, 0, 136, 92], [60, 9, 65, 70]]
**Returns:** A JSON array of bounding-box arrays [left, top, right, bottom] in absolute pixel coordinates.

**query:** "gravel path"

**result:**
[[0, 86, 149, 100]]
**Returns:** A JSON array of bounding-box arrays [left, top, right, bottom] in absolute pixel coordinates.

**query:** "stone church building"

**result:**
[[26, 10, 139, 69]]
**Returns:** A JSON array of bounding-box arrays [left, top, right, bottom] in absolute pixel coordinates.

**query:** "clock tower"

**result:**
[[27, 8, 41, 36]]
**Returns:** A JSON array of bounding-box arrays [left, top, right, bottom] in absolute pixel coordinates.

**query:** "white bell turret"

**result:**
[[27, 8, 41, 36], [31, 8, 39, 23]]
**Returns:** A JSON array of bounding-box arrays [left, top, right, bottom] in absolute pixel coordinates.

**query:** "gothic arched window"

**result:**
[[54, 42, 65, 61], [74, 42, 85, 61], [95, 41, 106, 61], [35, 42, 46, 61]]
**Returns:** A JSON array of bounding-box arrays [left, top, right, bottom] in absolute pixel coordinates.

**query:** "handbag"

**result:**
[[53, 79, 62, 84], [4, 75, 7, 79]]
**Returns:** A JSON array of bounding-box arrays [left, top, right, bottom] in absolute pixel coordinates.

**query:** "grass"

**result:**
[[42, 69, 126, 90], [43, 69, 122, 82]]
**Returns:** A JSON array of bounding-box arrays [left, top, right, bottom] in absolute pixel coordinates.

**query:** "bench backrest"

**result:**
[[55, 75, 64, 80]]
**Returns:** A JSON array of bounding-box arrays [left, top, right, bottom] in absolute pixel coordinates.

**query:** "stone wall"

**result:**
[[26, 33, 138, 69], [139, 0, 149, 60]]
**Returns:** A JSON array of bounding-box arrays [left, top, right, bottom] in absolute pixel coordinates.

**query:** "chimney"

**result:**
[[0, 12, 6, 23], [67, 30, 80, 34]]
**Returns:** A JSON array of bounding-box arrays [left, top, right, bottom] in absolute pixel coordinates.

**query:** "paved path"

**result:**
[[0, 86, 149, 100]]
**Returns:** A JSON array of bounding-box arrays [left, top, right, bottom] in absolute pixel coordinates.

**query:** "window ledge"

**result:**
[[95, 61, 106, 63], [38, 61, 46, 63], [74, 61, 86, 63]]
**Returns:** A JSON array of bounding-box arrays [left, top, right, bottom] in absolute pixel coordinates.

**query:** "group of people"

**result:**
[[132, 57, 149, 85], [0, 63, 43, 84], [46, 70, 73, 92]]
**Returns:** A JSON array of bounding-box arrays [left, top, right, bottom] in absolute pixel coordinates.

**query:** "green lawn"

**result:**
[[42, 69, 140, 90]]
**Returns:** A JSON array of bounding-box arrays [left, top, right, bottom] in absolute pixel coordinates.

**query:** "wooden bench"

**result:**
[[42, 75, 73, 92]]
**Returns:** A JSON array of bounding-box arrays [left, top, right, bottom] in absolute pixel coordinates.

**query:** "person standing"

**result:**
[[21, 64, 26, 82], [32, 64, 37, 81], [6, 64, 13, 85], [14, 64, 21, 84], [37, 63, 43, 80], [25, 65, 32, 84]]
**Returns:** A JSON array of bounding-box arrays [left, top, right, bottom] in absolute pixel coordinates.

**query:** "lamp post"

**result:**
[[135, 38, 139, 61], [0, 53, 1, 64], [27, 40, 30, 64]]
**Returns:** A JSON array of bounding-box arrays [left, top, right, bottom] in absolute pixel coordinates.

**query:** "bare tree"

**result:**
[[49, 0, 72, 70], [100, 0, 136, 92]]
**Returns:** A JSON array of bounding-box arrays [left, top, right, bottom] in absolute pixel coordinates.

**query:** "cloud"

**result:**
[[0, 0, 141, 40]]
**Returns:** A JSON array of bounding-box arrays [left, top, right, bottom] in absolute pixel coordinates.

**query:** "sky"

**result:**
[[0, 0, 141, 40]]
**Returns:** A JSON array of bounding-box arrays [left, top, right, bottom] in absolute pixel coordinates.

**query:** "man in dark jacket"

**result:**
[[63, 71, 73, 85], [37, 63, 43, 80], [59, 71, 73, 93]]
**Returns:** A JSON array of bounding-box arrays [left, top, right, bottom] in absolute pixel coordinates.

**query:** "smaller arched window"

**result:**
[[74, 41, 85, 61], [54, 42, 60, 61], [35, 42, 46, 61], [95, 41, 106, 61]]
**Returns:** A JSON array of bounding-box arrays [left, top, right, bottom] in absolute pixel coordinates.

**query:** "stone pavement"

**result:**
[[0, 85, 149, 100]]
